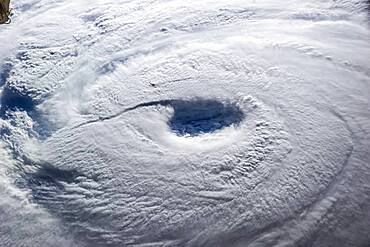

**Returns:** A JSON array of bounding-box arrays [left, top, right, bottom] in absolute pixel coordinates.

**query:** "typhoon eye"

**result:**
[[167, 99, 244, 136]]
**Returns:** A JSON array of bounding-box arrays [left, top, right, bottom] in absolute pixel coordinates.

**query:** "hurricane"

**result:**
[[0, 0, 370, 246]]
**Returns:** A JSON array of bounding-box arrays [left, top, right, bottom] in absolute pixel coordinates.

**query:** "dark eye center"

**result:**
[[168, 99, 244, 136]]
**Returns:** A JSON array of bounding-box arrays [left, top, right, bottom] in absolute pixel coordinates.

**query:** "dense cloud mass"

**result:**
[[0, 0, 370, 246]]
